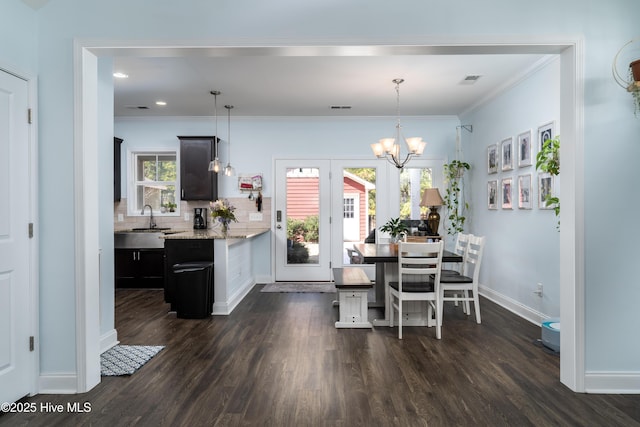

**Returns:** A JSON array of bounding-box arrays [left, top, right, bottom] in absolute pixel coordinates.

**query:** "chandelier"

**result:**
[[371, 78, 426, 169]]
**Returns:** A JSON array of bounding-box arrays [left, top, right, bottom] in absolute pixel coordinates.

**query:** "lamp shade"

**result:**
[[420, 188, 444, 207]]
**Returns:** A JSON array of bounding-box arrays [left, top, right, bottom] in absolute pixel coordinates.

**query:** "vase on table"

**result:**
[[221, 222, 229, 236]]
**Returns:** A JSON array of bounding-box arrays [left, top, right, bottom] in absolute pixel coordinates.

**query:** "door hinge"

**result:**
[[28, 108, 32, 124], [29, 336, 35, 352], [28, 223, 34, 238]]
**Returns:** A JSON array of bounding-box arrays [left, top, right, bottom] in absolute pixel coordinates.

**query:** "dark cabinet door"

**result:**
[[178, 136, 218, 200], [114, 137, 123, 202], [115, 248, 165, 288]]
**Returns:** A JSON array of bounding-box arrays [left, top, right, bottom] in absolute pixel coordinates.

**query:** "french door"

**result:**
[[274, 159, 332, 281], [274, 158, 389, 282]]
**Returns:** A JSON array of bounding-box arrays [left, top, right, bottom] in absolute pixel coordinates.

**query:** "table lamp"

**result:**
[[420, 188, 444, 235]]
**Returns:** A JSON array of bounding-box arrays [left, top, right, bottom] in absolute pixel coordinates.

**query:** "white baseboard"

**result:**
[[585, 371, 640, 394], [39, 374, 78, 394], [479, 284, 546, 326], [212, 279, 255, 315], [99, 329, 119, 354]]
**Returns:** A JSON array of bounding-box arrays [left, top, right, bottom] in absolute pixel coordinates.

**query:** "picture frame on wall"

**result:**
[[488, 180, 498, 210], [501, 177, 513, 209], [487, 144, 498, 174], [517, 130, 532, 167], [518, 174, 532, 209], [538, 121, 555, 151], [501, 137, 513, 171], [538, 173, 554, 209]]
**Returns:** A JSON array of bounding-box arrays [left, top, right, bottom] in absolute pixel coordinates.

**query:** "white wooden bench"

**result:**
[[332, 267, 374, 329]]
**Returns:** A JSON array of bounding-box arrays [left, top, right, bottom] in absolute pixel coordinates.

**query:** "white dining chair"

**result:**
[[441, 232, 470, 276], [388, 240, 444, 339], [439, 234, 485, 324]]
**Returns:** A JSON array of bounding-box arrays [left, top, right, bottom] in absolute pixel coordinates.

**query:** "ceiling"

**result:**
[[112, 53, 551, 118]]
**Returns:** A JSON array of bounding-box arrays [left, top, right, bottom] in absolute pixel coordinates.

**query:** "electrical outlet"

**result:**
[[184, 213, 190, 221], [117, 214, 124, 222], [534, 283, 543, 297]]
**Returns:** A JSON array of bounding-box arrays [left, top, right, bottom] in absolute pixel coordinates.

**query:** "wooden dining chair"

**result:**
[[439, 235, 485, 324], [388, 240, 444, 339]]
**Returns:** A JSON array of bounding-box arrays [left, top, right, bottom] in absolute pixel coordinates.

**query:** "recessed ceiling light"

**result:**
[[155, 101, 167, 106], [113, 72, 129, 79]]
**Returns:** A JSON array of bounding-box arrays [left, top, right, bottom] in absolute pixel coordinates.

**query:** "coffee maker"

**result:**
[[193, 208, 207, 229]]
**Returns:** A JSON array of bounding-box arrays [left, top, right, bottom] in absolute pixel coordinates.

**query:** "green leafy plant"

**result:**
[[443, 160, 470, 235], [536, 136, 560, 228], [379, 217, 409, 242]]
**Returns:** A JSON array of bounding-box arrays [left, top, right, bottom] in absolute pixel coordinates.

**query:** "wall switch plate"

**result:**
[[117, 214, 124, 222], [249, 213, 263, 221]]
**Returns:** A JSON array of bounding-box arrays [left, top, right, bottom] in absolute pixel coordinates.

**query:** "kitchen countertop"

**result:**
[[160, 227, 270, 240]]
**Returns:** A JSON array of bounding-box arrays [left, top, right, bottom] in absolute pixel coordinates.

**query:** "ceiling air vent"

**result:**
[[125, 105, 150, 110], [330, 105, 352, 110], [460, 75, 482, 85]]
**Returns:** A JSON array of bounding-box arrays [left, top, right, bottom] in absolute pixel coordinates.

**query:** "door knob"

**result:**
[[276, 224, 282, 229]]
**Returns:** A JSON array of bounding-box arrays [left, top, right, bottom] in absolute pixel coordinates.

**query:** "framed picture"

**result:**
[[487, 144, 498, 174], [501, 177, 513, 209], [517, 130, 532, 167], [538, 173, 554, 209], [487, 180, 498, 210], [538, 121, 555, 151], [518, 174, 532, 209], [501, 137, 513, 171]]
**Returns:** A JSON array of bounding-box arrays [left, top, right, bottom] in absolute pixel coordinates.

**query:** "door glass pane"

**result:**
[[343, 168, 376, 265], [400, 167, 433, 233], [286, 167, 320, 265]]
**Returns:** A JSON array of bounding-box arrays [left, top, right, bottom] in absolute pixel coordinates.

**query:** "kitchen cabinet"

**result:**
[[164, 239, 214, 310], [114, 137, 123, 202], [178, 136, 218, 201], [115, 248, 165, 288]]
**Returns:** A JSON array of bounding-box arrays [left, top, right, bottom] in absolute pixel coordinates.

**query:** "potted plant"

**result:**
[[164, 202, 177, 212], [379, 217, 409, 244], [443, 160, 470, 235], [536, 136, 560, 229]]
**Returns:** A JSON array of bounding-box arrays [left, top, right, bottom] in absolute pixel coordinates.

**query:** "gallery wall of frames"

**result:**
[[486, 120, 556, 211]]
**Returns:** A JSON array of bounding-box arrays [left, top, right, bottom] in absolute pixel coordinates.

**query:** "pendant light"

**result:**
[[224, 104, 235, 176], [208, 90, 222, 173], [370, 78, 426, 169]]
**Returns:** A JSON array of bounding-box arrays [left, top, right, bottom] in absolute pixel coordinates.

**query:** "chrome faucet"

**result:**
[[141, 204, 156, 229]]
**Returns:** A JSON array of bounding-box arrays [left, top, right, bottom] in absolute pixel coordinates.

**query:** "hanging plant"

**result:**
[[443, 160, 470, 235], [536, 136, 560, 229]]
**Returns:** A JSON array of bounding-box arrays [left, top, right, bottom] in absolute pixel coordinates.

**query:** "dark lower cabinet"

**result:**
[[115, 248, 165, 288], [164, 239, 214, 311]]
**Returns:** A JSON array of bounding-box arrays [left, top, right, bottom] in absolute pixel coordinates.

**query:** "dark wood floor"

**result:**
[[2, 287, 639, 427]]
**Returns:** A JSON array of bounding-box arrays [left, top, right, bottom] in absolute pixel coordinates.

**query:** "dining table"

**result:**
[[352, 242, 463, 327]]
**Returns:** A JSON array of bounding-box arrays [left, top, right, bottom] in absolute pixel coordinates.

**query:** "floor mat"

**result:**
[[100, 345, 165, 376], [260, 282, 336, 293]]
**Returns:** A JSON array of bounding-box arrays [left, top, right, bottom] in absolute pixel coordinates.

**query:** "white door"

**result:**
[[0, 70, 33, 403], [274, 159, 331, 281]]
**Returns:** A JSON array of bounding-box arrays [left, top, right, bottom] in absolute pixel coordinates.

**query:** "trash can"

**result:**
[[172, 261, 213, 319]]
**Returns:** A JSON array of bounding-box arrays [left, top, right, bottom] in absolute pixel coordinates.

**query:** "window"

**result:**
[[343, 197, 355, 219], [400, 167, 433, 220], [129, 151, 178, 215]]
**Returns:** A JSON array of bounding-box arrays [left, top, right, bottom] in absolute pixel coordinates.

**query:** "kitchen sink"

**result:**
[[115, 231, 166, 249]]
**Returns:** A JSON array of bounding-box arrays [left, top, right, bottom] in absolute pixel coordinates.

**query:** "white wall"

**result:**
[[461, 57, 561, 320], [1, 0, 638, 391]]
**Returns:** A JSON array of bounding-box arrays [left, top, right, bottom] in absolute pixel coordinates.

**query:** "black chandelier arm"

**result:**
[[387, 152, 414, 169]]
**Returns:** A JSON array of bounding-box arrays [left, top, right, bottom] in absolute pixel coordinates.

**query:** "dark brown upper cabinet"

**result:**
[[178, 136, 219, 201]]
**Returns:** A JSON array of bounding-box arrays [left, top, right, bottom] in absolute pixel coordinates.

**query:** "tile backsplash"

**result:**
[[114, 196, 271, 231]]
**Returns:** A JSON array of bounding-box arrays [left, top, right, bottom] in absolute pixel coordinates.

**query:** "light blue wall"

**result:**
[[115, 116, 459, 198], [461, 58, 561, 318], [1, 0, 638, 384], [0, 1, 37, 73]]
